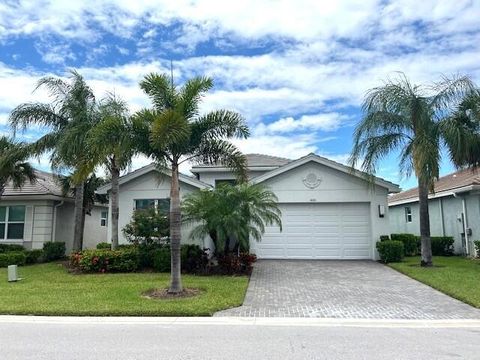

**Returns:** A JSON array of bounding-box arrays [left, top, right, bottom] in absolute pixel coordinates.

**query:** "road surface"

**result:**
[[1, 317, 479, 359]]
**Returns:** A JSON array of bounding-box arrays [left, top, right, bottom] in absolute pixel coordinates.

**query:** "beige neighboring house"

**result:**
[[97, 153, 400, 260], [0, 169, 108, 253]]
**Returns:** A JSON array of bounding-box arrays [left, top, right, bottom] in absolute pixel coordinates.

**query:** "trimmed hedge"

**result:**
[[0, 244, 25, 253], [474, 240, 480, 258], [25, 249, 44, 264], [43, 242, 66, 261], [379, 235, 390, 242], [0, 251, 27, 267], [96, 242, 111, 250], [391, 233, 419, 256], [152, 244, 209, 273], [430, 236, 454, 256], [376, 240, 404, 263]]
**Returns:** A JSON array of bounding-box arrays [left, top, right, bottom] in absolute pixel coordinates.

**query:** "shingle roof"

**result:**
[[2, 169, 65, 197], [388, 168, 480, 204], [192, 153, 291, 169]]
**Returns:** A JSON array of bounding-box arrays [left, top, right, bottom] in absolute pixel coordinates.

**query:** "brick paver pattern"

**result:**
[[215, 260, 480, 319]]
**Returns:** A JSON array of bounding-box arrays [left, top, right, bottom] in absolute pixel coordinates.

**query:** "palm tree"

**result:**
[[84, 95, 136, 249], [9, 71, 98, 251], [350, 73, 475, 266], [134, 73, 249, 293], [183, 183, 282, 256], [0, 136, 36, 200]]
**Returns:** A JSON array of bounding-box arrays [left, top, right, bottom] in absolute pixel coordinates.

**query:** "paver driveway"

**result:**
[[215, 260, 480, 319]]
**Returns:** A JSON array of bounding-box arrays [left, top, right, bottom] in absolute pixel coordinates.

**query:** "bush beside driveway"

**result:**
[[389, 256, 480, 308], [0, 263, 249, 316]]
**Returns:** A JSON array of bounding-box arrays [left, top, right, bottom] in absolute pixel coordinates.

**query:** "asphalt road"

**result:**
[[1, 317, 479, 360]]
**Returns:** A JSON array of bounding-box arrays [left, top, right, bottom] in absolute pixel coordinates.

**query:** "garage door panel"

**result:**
[[255, 203, 372, 260]]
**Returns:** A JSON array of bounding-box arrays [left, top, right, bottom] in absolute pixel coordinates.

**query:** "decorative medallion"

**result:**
[[303, 172, 322, 189]]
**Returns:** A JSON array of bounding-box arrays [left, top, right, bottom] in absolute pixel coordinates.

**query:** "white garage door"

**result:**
[[253, 203, 372, 259]]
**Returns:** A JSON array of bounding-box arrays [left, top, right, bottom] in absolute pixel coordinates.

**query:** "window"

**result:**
[[100, 211, 108, 227], [134, 199, 170, 214], [215, 179, 236, 187], [405, 206, 412, 223], [0, 206, 26, 240]]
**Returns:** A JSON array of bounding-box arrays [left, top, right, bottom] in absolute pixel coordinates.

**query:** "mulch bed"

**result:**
[[142, 288, 202, 300]]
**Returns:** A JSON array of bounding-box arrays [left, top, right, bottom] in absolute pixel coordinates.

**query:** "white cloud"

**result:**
[[34, 42, 76, 65], [257, 113, 350, 134]]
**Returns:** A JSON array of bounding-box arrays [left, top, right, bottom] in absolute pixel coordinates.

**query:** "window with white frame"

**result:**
[[100, 211, 108, 227], [0, 205, 26, 240], [405, 206, 412, 223], [134, 199, 170, 214]]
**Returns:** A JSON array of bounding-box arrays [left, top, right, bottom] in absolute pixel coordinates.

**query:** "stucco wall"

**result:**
[[111, 170, 207, 248], [389, 194, 480, 254]]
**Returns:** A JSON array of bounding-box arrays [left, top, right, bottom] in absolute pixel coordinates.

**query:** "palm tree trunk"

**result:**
[[418, 178, 433, 266], [168, 161, 183, 293], [110, 164, 120, 250], [72, 182, 85, 251]]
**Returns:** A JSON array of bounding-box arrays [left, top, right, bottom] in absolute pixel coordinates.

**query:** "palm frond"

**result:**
[[140, 73, 176, 111], [179, 76, 213, 118]]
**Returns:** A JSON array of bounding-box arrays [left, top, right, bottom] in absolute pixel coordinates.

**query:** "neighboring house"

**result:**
[[98, 153, 399, 260], [388, 168, 480, 256], [0, 169, 108, 253]]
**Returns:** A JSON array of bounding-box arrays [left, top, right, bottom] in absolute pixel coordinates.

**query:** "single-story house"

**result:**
[[0, 169, 108, 253], [97, 153, 400, 260], [388, 168, 480, 256]]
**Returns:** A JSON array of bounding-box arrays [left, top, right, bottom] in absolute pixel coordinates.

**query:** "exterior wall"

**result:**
[[0, 199, 54, 250], [254, 162, 391, 260], [197, 169, 269, 187], [389, 193, 480, 254], [83, 206, 108, 250], [111, 170, 207, 248], [55, 202, 75, 252]]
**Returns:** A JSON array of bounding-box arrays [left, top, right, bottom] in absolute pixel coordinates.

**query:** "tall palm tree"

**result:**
[[84, 95, 136, 249], [134, 73, 249, 293], [0, 136, 36, 200], [183, 183, 282, 256], [350, 73, 475, 266], [9, 70, 98, 251]]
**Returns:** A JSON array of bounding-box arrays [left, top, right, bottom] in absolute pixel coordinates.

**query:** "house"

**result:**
[[0, 169, 108, 253], [388, 168, 480, 256], [97, 153, 400, 260]]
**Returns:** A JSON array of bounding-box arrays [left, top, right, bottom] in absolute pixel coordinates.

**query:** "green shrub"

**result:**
[[216, 253, 257, 275], [24, 249, 44, 264], [474, 240, 480, 258], [137, 244, 158, 268], [391, 233, 419, 256], [122, 208, 169, 245], [43, 242, 66, 261], [379, 235, 390, 242], [0, 244, 25, 253], [430, 236, 455, 256], [70, 248, 139, 273], [0, 251, 27, 267], [376, 240, 404, 263], [152, 247, 171, 272], [96, 242, 111, 250]]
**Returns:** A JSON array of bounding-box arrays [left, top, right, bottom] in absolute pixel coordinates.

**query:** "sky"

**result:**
[[0, 0, 479, 190]]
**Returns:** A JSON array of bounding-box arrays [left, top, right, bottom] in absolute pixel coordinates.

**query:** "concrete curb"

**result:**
[[1, 315, 480, 328]]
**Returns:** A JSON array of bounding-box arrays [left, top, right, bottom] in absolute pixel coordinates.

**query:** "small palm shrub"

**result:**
[[376, 241, 404, 263]]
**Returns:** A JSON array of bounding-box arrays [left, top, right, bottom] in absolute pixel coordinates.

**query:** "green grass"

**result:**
[[389, 256, 480, 308], [0, 263, 249, 316]]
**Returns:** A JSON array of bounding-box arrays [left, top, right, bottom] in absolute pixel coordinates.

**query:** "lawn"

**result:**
[[0, 263, 249, 316], [389, 256, 480, 308]]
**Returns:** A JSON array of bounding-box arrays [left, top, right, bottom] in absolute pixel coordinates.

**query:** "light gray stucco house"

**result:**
[[0, 169, 108, 253], [97, 153, 400, 260], [388, 168, 480, 256]]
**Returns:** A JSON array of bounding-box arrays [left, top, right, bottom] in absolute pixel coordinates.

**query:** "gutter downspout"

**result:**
[[453, 192, 469, 256], [52, 201, 64, 242], [439, 198, 445, 236]]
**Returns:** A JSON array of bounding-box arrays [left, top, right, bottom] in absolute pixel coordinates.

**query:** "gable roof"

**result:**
[[2, 169, 65, 198], [251, 153, 401, 193], [96, 163, 211, 194], [191, 153, 291, 172], [388, 168, 480, 206]]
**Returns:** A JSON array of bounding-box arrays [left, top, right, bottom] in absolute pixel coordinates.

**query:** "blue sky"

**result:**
[[1, 0, 479, 190]]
